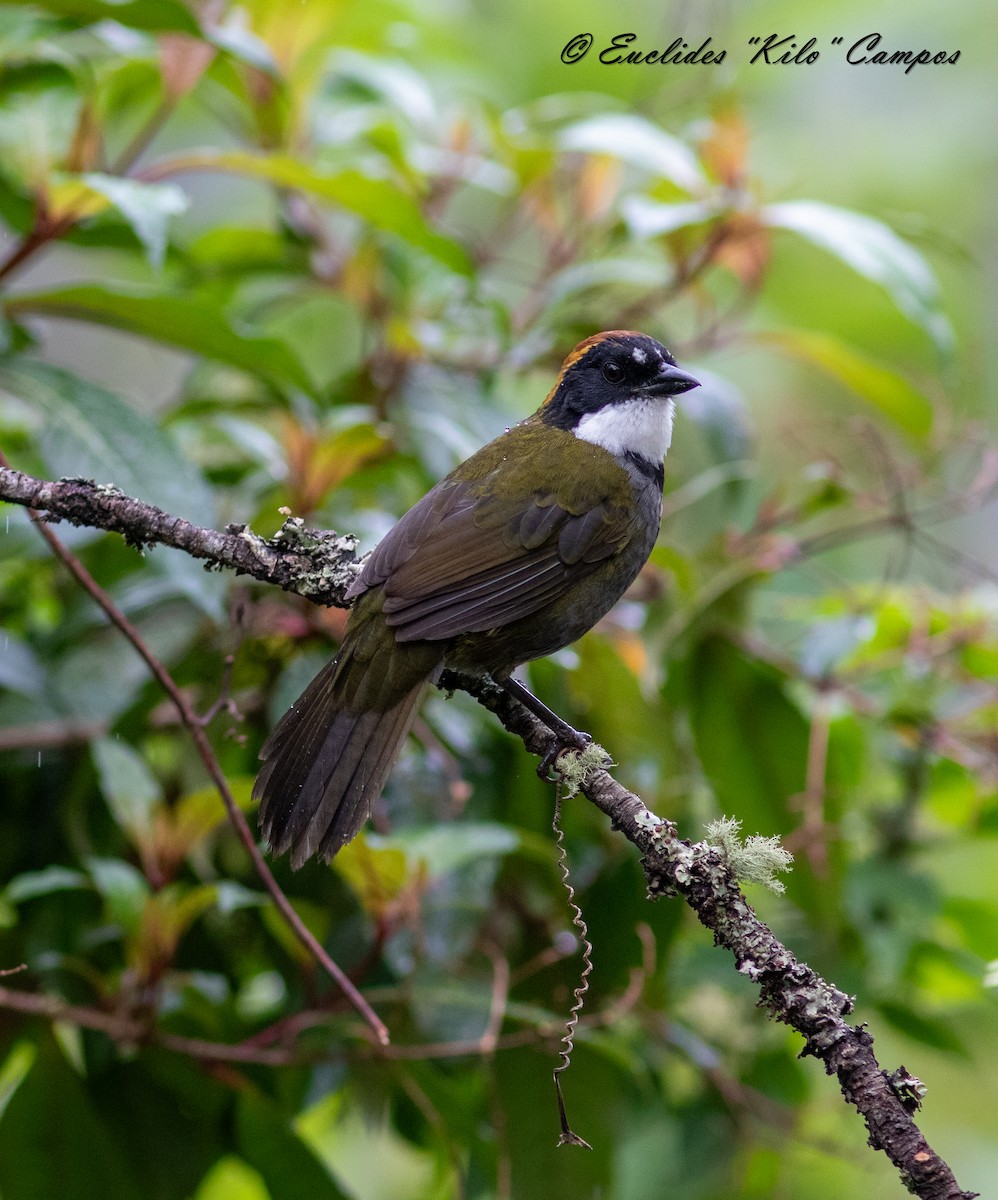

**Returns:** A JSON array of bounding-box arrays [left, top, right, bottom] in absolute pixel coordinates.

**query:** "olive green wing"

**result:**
[[350, 471, 637, 644]]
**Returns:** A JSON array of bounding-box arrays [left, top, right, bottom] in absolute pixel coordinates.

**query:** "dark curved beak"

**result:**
[[642, 362, 700, 397]]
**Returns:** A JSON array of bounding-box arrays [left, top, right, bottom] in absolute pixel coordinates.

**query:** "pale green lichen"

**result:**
[[633, 807, 668, 833], [706, 816, 794, 895], [554, 742, 614, 798], [269, 516, 361, 598], [887, 1066, 927, 1112]]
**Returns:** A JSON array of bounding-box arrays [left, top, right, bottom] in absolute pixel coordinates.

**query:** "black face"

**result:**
[[541, 331, 700, 431]]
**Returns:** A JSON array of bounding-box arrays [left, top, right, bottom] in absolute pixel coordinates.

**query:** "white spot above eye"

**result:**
[[631, 347, 647, 364], [575, 397, 675, 462]]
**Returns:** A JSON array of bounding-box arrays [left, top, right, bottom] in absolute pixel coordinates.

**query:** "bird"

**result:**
[[255, 330, 699, 867]]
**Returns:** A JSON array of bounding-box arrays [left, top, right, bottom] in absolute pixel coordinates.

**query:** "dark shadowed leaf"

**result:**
[[0, 360, 216, 524], [0, 1037, 140, 1199], [86, 1057, 226, 1200], [686, 634, 809, 832], [236, 1091, 350, 1200], [875, 1001, 969, 1057]]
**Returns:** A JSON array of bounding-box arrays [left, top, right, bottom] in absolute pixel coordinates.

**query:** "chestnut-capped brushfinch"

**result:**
[[256, 331, 699, 866]]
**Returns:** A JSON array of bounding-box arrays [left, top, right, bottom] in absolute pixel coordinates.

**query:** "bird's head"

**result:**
[[539, 330, 699, 470]]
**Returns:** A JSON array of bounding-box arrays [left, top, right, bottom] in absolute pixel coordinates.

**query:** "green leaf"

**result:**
[[762, 200, 952, 351], [558, 114, 706, 193], [1, 0, 201, 33], [264, 291, 365, 392], [330, 49, 438, 127], [4, 866, 89, 904], [761, 328, 934, 438], [686, 635, 809, 833], [214, 881, 267, 915], [0, 360, 216, 524], [943, 897, 998, 960], [146, 150, 472, 273], [205, 21, 278, 74], [297, 1092, 445, 1200], [0, 1042, 36, 1123], [79, 174, 189, 268], [87, 856, 149, 931], [544, 256, 666, 306], [236, 1092, 350, 1200], [0, 634, 44, 697], [875, 1000, 969, 1057], [0, 1037, 139, 1199], [621, 195, 717, 238], [194, 1159, 269, 1200], [797, 615, 874, 677], [4, 286, 314, 395], [394, 822, 521, 877], [0, 61, 81, 189], [92, 737, 161, 841], [334, 834, 410, 915], [50, 603, 201, 721]]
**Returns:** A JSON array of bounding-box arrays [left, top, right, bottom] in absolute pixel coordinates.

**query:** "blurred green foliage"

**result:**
[[0, 1, 996, 1197]]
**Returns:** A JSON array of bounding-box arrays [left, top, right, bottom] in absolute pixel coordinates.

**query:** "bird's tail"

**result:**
[[255, 621, 439, 867]]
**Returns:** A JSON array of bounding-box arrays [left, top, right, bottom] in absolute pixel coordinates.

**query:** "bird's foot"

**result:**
[[537, 730, 593, 781], [493, 676, 594, 780]]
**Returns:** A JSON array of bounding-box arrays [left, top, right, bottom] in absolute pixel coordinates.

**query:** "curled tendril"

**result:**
[[551, 781, 593, 1150]]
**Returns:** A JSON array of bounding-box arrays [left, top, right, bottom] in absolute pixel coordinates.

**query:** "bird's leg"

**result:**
[[497, 676, 592, 779], [499, 676, 590, 746]]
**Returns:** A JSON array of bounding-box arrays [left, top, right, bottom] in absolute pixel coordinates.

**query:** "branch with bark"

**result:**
[[0, 465, 978, 1200], [0, 465, 361, 606]]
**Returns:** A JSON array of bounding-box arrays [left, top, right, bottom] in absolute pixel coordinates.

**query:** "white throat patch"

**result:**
[[575, 397, 675, 463]]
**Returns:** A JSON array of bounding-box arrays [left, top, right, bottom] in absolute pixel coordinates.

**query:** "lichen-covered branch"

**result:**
[[0, 465, 360, 607], [0, 466, 977, 1200], [442, 671, 977, 1200]]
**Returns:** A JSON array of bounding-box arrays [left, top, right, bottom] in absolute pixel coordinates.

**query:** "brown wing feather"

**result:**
[[348, 480, 478, 596], [388, 557, 570, 641]]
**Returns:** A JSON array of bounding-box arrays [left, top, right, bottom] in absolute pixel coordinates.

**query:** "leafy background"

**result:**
[[1, 0, 996, 1197]]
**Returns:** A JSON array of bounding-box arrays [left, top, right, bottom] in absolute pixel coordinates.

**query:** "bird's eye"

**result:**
[[602, 361, 626, 384]]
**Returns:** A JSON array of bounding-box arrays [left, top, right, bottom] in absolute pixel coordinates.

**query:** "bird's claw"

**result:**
[[537, 731, 593, 781]]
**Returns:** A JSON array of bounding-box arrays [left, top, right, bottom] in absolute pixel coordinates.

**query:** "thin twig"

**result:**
[[0, 455, 387, 1045], [0, 984, 315, 1065], [108, 98, 176, 175], [0, 719, 106, 752], [787, 696, 833, 873], [478, 943, 512, 1056]]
